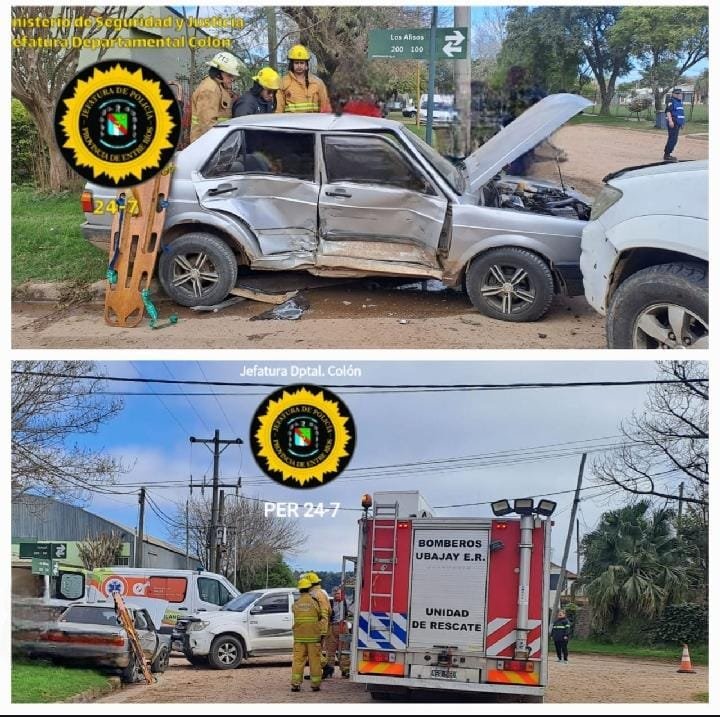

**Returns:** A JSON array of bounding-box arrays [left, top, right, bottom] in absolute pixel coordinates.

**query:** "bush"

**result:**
[[12, 99, 48, 186], [653, 603, 708, 645]]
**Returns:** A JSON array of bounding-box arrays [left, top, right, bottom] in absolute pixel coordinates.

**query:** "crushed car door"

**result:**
[[194, 128, 319, 262], [248, 592, 293, 650], [318, 133, 448, 274]]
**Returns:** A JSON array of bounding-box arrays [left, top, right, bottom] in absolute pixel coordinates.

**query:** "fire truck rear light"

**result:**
[[368, 651, 393, 662], [498, 659, 534, 672], [81, 190, 94, 213], [398, 521, 409, 529]]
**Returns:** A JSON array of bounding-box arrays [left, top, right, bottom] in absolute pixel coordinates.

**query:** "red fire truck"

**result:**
[[350, 491, 553, 701]]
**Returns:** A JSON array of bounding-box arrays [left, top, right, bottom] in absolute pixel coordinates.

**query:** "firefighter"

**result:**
[[325, 586, 348, 677], [190, 51, 243, 142], [307, 572, 332, 677], [551, 609, 571, 662], [292, 577, 323, 691], [276, 44, 331, 113], [233, 67, 281, 117]]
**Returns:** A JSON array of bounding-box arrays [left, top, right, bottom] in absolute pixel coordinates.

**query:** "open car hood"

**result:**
[[463, 93, 592, 193]]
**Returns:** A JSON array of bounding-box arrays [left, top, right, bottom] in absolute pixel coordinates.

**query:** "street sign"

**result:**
[[368, 27, 468, 60], [31, 558, 53, 575], [19, 542, 68, 560]]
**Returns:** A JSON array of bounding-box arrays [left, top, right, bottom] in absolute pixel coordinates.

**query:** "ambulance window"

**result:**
[[198, 577, 233, 606], [147, 576, 187, 603]]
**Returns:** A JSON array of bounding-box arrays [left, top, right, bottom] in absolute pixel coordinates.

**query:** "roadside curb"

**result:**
[[64, 676, 122, 703]]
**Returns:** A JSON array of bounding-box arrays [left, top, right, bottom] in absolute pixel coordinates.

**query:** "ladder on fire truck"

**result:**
[[368, 500, 399, 646], [112, 592, 154, 684]]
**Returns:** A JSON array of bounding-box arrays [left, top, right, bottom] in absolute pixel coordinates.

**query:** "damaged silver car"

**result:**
[[82, 94, 592, 322]]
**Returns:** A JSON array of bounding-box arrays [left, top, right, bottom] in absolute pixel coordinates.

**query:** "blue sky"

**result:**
[[41, 360, 688, 574]]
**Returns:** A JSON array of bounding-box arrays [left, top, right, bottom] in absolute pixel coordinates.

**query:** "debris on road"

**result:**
[[250, 295, 310, 321]]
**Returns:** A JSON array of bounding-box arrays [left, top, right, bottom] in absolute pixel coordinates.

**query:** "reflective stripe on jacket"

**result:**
[[276, 73, 330, 113], [292, 592, 322, 644], [190, 76, 234, 142]]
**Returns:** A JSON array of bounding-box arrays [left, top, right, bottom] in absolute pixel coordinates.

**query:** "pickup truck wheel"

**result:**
[[121, 654, 141, 683], [466, 247, 554, 322], [208, 635, 245, 670], [607, 262, 708, 349], [151, 645, 170, 673], [158, 233, 237, 307]]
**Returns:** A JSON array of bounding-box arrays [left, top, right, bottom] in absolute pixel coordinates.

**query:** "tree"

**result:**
[[12, 361, 125, 503], [77, 531, 123, 569], [611, 6, 709, 111], [579, 501, 688, 630], [592, 361, 708, 506], [561, 7, 633, 113], [171, 495, 307, 591], [243, 553, 295, 590], [11, 6, 141, 191], [495, 7, 583, 92]]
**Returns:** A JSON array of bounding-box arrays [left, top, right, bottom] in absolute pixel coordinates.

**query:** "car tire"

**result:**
[[151, 645, 170, 673], [121, 654, 141, 683], [208, 635, 245, 670], [466, 247, 554, 322], [158, 233, 238, 307], [607, 262, 708, 349]]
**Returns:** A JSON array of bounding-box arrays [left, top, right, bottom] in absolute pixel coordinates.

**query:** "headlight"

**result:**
[[590, 185, 623, 220], [187, 620, 210, 632]]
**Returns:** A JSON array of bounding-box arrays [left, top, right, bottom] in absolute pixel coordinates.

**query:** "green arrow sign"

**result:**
[[368, 27, 468, 60]]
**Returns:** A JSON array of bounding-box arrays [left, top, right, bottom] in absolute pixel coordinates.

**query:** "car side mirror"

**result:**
[[250, 605, 264, 614]]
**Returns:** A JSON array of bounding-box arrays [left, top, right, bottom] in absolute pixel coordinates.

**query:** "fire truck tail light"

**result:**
[[398, 521, 409, 529], [498, 660, 534, 672], [81, 190, 94, 213]]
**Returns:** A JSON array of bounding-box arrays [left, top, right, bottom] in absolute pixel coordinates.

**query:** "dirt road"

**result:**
[[95, 654, 707, 704], [11, 124, 706, 350]]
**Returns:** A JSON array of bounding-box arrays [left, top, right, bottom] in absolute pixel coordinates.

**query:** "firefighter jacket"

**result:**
[[292, 592, 322, 643], [551, 616, 571, 641], [310, 585, 330, 635], [276, 73, 331, 113], [190, 76, 234, 142]]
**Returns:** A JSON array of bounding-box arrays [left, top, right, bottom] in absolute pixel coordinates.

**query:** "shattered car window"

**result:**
[[323, 135, 430, 194], [204, 129, 315, 181]]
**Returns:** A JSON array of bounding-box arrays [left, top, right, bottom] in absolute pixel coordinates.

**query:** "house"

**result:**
[[11, 495, 200, 596], [549, 562, 578, 605]]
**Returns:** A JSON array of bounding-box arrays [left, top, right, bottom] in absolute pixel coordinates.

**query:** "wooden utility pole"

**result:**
[[454, 6, 471, 156], [552, 453, 586, 619], [576, 518, 581, 576], [136, 487, 146, 568], [266, 7, 278, 70], [190, 431, 243, 572]]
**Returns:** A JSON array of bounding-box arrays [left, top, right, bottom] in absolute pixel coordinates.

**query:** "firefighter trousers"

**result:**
[[293, 641, 322, 688]]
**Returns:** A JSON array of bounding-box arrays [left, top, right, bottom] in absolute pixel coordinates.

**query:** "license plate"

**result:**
[[409, 664, 480, 682]]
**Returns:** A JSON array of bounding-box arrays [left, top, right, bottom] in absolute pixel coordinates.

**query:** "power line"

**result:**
[[12, 370, 708, 392], [129, 362, 192, 437], [162, 362, 212, 434], [196, 362, 238, 436]]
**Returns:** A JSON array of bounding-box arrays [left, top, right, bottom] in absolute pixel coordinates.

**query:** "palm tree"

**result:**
[[578, 501, 688, 630]]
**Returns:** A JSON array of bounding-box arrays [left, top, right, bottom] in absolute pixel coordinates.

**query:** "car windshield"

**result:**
[[400, 127, 464, 194], [221, 591, 263, 612], [61, 606, 121, 626]]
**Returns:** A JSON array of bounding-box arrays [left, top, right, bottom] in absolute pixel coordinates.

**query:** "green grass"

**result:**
[[12, 659, 112, 703], [693, 692, 709, 703], [585, 102, 708, 123], [570, 638, 708, 665], [12, 186, 106, 286], [569, 112, 708, 136]]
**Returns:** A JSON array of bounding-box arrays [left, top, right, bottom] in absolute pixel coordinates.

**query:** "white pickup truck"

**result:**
[[176, 588, 298, 669]]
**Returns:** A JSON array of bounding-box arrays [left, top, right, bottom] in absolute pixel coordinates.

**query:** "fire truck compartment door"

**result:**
[[408, 528, 490, 651]]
